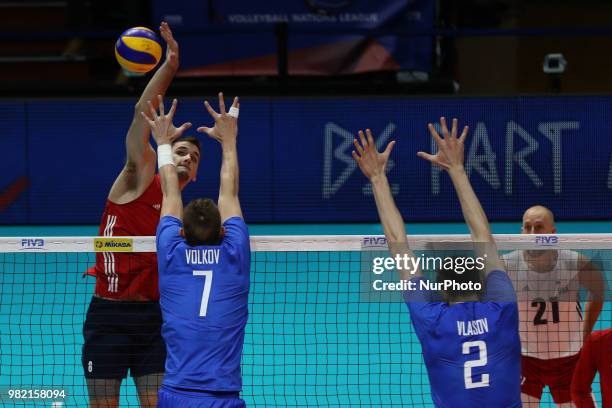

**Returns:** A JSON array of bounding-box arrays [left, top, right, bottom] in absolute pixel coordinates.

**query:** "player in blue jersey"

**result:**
[[142, 93, 248, 408], [352, 118, 521, 407]]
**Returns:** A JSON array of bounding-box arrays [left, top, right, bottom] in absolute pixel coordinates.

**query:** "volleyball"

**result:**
[[114, 27, 162, 74]]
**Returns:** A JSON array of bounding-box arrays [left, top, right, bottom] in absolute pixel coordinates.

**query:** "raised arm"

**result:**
[[109, 22, 186, 203], [352, 129, 416, 280], [418, 118, 504, 274], [197, 93, 242, 221], [142, 96, 192, 219]]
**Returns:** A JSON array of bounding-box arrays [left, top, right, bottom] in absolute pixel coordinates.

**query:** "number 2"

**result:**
[[463, 341, 489, 389], [193, 270, 213, 317]]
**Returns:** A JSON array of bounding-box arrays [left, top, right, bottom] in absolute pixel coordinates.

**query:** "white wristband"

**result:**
[[157, 144, 174, 169]]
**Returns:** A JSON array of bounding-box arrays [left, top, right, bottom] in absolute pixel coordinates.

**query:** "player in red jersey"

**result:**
[[572, 329, 612, 408], [82, 23, 198, 408]]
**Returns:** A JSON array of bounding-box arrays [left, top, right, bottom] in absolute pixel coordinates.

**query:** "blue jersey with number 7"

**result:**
[[404, 271, 522, 407], [156, 215, 250, 392]]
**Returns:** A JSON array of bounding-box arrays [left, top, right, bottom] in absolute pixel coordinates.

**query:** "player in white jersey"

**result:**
[[502, 205, 604, 407]]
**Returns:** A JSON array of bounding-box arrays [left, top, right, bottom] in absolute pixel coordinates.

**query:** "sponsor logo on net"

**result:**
[[20, 238, 46, 251], [362, 236, 388, 249], [534, 235, 558, 247], [93, 238, 133, 252]]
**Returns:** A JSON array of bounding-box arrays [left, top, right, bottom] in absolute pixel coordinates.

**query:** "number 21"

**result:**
[[532, 298, 560, 325]]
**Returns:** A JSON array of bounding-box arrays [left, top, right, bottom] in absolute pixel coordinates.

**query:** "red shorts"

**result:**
[[520, 354, 579, 403]]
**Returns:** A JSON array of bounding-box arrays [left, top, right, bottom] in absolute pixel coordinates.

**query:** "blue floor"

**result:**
[[0, 223, 610, 406]]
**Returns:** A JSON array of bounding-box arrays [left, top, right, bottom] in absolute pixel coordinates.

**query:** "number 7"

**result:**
[[193, 270, 213, 317]]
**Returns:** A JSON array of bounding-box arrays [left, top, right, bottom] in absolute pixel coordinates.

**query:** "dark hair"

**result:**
[[436, 256, 483, 301], [183, 198, 222, 246], [172, 135, 201, 153]]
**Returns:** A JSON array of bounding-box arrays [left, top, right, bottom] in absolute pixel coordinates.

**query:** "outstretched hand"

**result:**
[[352, 129, 395, 181], [417, 117, 468, 172], [141, 95, 192, 145], [197, 92, 239, 145], [159, 22, 179, 68]]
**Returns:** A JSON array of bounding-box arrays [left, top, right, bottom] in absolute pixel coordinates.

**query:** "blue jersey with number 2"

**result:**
[[156, 215, 250, 392], [405, 271, 522, 408]]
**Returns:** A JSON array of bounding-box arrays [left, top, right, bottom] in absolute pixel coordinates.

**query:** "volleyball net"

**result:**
[[0, 234, 610, 407]]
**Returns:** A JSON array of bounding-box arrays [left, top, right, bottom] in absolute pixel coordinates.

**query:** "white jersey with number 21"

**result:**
[[503, 250, 583, 360]]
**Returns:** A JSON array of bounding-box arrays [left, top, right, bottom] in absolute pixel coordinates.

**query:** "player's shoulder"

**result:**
[[223, 217, 249, 238], [159, 214, 182, 229], [156, 215, 183, 244], [556, 249, 581, 265], [407, 301, 447, 330], [590, 328, 612, 343], [482, 270, 518, 303], [478, 298, 518, 313], [221, 216, 250, 253], [500, 250, 521, 263], [223, 216, 247, 229], [555, 249, 582, 280]]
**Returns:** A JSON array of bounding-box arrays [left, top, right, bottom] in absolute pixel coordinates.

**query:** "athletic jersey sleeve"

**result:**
[[156, 215, 183, 265], [482, 270, 516, 302], [222, 216, 250, 264], [404, 277, 444, 338], [571, 333, 598, 408]]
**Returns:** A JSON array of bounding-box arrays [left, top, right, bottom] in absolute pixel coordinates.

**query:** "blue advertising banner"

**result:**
[[0, 102, 28, 225], [0, 96, 610, 224], [273, 97, 610, 221], [152, 0, 434, 76]]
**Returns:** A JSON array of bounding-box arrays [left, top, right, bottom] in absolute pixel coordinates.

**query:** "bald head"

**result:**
[[521, 205, 556, 234]]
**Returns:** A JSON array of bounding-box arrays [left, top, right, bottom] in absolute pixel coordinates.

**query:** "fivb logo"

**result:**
[[20, 238, 45, 250], [534, 235, 559, 246], [322, 122, 398, 198], [362, 236, 388, 249]]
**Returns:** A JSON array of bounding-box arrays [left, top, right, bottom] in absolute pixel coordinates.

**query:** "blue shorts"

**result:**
[[158, 386, 246, 408]]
